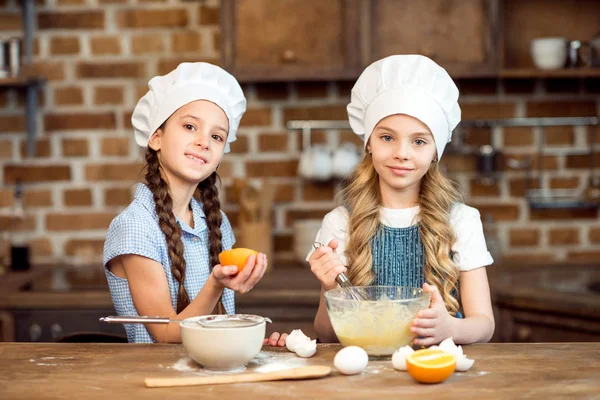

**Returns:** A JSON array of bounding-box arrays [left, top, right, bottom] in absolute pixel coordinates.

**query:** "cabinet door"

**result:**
[[222, 0, 361, 81], [12, 309, 126, 342], [368, 0, 497, 76]]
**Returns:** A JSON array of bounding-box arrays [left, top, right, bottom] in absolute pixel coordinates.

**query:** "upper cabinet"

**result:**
[[221, 0, 600, 82], [500, 0, 600, 77], [366, 0, 497, 77], [221, 0, 361, 81]]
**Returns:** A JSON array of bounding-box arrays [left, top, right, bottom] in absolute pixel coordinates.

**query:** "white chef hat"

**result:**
[[347, 55, 460, 159], [132, 62, 247, 153]]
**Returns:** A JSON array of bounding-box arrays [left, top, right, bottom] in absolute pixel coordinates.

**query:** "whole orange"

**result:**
[[406, 349, 456, 384], [218, 248, 258, 272]]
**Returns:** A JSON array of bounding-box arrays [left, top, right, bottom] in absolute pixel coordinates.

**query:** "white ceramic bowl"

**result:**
[[531, 37, 568, 70], [180, 315, 268, 370]]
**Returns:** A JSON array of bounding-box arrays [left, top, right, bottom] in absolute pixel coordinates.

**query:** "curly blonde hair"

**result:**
[[340, 155, 462, 315]]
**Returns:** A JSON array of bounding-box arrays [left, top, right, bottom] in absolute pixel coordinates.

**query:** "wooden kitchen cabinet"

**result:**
[[497, 308, 600, 343], [490, 262, 600, 343], [365, 0, 497, 77], [11, 309, 126, 342], [221, 0, 361, 81]]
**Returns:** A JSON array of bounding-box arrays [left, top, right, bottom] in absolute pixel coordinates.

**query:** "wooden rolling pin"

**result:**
[[145, 365, 332, 388]]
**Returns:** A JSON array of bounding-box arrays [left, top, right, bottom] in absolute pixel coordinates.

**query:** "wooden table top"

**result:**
[[1, 342, 598, 399]]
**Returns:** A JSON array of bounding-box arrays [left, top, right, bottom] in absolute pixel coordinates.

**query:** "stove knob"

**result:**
[[29, 323, 42, 342], [50, 323, 63, 341]]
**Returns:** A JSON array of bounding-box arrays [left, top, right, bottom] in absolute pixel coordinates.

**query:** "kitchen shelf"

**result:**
[[528, 200, 599, 210], [500, 68, 600, 78], [0, 76, 45, 87], [0, 0, 42, 157]]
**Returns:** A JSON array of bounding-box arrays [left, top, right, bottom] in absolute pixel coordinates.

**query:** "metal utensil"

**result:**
[[312, 241, 368, 301], [100, 315, 272, 328]]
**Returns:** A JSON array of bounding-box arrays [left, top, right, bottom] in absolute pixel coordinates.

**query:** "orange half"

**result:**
[[406, 349, 456, 384], [218, 248, 258, 272]]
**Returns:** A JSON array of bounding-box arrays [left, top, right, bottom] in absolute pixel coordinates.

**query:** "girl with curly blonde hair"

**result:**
[[307, 55, 495, 346]]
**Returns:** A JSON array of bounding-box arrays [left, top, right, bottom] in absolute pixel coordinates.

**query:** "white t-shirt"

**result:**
[[306, 203, 493, 272]]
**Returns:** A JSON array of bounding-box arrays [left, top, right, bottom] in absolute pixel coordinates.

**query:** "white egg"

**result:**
[[391, 345, 414, 371], [334, 346, 369, 375], [295, 339, 317, 358]]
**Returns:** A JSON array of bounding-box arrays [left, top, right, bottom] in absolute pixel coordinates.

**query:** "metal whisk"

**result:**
[[312, 241, 368, 301]]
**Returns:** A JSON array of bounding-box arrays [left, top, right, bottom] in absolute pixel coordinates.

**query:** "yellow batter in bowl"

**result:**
[[325, 286, 431, 356]]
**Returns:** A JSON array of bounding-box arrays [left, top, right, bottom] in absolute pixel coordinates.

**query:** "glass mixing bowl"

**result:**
[[324, 286, 431, 356]]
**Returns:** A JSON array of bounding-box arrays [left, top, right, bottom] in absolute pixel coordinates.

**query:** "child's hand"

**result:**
[[263, 332, 288, 347], [410, 283, 455, 347], [211, 253, 267, 294], [308, 239, 346, 291]]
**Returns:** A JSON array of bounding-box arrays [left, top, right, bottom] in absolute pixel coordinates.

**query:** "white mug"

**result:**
[[311, 146, 332, 181], [298, 147, 314, 179], [332, 143, 360, 179]]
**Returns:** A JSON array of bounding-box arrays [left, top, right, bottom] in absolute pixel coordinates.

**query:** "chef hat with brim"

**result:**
[[132, 62, 247, 153], [347, 55, 460, 159]]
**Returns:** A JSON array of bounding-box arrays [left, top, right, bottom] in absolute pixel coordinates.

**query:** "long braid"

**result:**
[[145, 148, 191, 313], [195, 172, 225, 313]]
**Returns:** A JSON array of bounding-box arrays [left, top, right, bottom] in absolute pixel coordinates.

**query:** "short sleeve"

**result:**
[[220, 211, 236, 251], [103, 211, 163, 267], [450, 204, 494, 271], [305, 207, 350, 265]]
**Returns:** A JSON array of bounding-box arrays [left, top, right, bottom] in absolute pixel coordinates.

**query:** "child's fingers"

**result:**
[[324, 264, 347, 281], [417, 308, 437, 319], [268, 332, 281, 346], [318, 259, 346, 281], [311, 256, 343, 275], [413, 336, 436, 347], [263, 338, 270, 345], [423, 282, 444, 305], [230, 254, 257, 284], [327, 239, 338, 251], [212, 264, 238, 280], [277, 333, 288, 347], [412, 318, 435, 329], [313, 245, 334, 260], [411, 326, 435, 337], [258, 253, 268, 278], [244, 253, 267, 288], [238, 254, 257, 278]]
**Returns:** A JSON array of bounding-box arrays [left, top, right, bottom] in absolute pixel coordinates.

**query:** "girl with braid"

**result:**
[[307, 55, 495, 346], [103, 63, 280, 344]]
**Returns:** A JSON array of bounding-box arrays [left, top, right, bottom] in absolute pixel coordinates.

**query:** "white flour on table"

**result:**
[[163, 351, 309, 375]]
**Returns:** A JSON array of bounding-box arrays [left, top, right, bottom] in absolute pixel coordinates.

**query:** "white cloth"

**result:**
[[306, 203, 493, 272], [347, 54, 461, 159], [132, 62, 247, 153]]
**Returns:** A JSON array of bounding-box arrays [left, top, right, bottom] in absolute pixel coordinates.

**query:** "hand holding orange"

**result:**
[[218, 248, 259, 273]]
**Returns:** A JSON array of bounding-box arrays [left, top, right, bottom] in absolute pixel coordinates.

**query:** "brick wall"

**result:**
[[0, 0, 599, 267]]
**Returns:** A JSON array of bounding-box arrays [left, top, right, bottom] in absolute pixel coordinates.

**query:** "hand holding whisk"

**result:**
[[312, 241, 367, 301]]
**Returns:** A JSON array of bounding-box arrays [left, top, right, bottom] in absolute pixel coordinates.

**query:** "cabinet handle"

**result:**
[[281, 49, 297, 63], [29, 323, 42, 342], [517, 326, 532, 342], [50, 323, 63, 341]]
